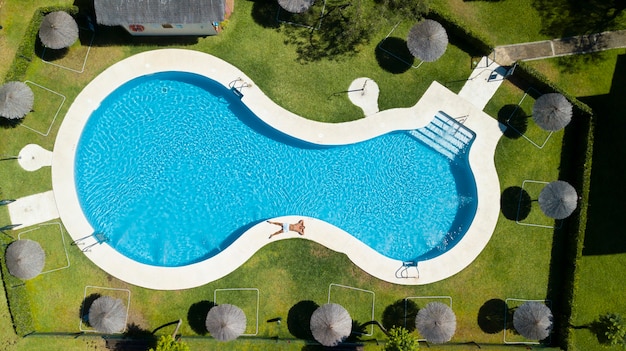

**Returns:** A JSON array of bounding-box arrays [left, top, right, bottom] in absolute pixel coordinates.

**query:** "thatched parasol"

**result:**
[[5, 239, 45, 280], [538, 180, 578, 219], [0, 81, 34, 120], [88, 296, 127, 333], [407, 20, 448, 62], [415, 302, 456, 344], [39, 11, 79, 49], [513, 301, 553, 340], [310, 303, 352, 347], [205, 304, 247, 341], [277, 0, 315, 13], [532, 93, 573, 131]]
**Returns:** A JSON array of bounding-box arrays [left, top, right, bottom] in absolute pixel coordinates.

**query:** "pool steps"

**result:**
[[408, 112, 475, 160]]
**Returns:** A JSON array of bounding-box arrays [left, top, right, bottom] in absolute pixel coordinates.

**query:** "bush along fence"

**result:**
[[426, 7, 494, 58], [1, 5, 79, 337], [3, 5, 79, 83], [0, 236, 35, 337]]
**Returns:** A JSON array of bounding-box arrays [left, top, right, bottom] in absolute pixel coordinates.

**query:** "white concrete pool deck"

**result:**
[[51, 49, 503, 290]]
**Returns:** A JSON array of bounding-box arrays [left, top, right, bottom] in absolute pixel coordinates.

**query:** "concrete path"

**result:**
[[7, 190, 59, 228], [494, 29, 626, 65], [18, 144, 53, 172], [458, 56, 507, 110]]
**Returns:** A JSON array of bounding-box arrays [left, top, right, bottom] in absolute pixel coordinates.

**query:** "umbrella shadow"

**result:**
[[287, 300, 319, 340], [105, 323, 157, 351], [79, 292, 102, 326], [382, 299, 418, 332], [0, 117, 22, 129], [187, 300, 216, 335], [477, 298, 510, 334], [35, 36, 71, 61], [501, 186, 532, 221], [251, 0, 281, 29], [374, 37, 413, 74], [498, 104, 528, 139]]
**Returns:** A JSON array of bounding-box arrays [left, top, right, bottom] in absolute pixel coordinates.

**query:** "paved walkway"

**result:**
[[458, 56, 507, 110], [494, 29, 626, 65], [51, 49, 503, 290]]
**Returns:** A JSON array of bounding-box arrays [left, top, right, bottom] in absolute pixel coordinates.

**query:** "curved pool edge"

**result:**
[[52, 49, 503, 290]]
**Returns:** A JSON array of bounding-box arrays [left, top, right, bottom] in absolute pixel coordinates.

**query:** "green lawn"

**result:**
[[431, 0, 626, 46], [0, 1, 619, 350], [525, 50, 626, 351]]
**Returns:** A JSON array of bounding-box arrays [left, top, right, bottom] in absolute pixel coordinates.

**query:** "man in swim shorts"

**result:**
[[267, 219, 305, 239]]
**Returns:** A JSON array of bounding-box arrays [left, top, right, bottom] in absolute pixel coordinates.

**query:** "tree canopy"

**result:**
[[383, 326, 419, 351]]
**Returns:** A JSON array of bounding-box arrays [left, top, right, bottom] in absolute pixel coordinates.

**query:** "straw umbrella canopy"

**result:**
[[39, 11, 79, 49], [415, 302, 457, 344], [310, 303, 352, 347], [538, 180, 578, 219], [278, 0, 315, 13], [513, 302, 553, 340], [88, 296, 127, 333], [5, 239, 45, 280], [205, 304, 247, 341], [532, 93, 573, 131], [407, 20, 448, 62], [0, 81, 34, 120]]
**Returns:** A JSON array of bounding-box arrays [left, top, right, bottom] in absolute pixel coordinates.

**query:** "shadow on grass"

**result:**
[[79, 293, 101, 325], [287, 300, 319, 340], [251, 0, 281, 29], [374, 37, 413, 74], [501, 186, 532, 221], [477, 299, 509, 334], [0, 117, 22, 129], [498, 104, 528, 139], [532, 0, 626, 38], [382, 299, 417, 332], [104, 323, 157, 351], [187, 300, 216, 335], [580, 54, 626, 256]]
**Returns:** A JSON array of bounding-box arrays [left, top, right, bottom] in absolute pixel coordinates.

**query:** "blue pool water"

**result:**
[[75, 72, 478, 267]]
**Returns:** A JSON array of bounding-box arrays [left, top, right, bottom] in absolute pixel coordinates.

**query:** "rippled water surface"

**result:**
[[75, 72, 477, 266]]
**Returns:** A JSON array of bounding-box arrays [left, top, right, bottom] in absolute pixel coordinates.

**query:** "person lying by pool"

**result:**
[[267, 219, 305, 239]]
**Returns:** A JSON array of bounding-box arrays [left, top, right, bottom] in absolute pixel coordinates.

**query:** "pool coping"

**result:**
[[52, 49, 503, 290]]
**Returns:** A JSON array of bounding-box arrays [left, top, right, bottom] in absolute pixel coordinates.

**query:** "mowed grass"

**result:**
[[525, 49, 626, 350], [0, 1, 602, 351], [431, 0, 626, 46]]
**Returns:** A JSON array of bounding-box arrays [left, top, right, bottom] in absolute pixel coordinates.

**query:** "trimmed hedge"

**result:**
[[513, 61, 594, 116], [1, 5, 78, 336], [3, 5, 79, 83], [0, 238, 35, 337], [426, 7, 494, 57]]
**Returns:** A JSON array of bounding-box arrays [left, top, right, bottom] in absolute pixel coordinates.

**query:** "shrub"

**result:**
[[3, 5, 78, 82], [149, 335, 190, 351], [513, 61, 594, 116], [426, 8, 494, 57], [383, 326, 419, 351], [0, 239, 35, 336], [592, 313, 626, 347]]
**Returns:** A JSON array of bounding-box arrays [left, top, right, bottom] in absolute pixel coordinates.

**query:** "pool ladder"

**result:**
[[229, 78, 251, 99], [71, 232, 108, 252], [395, 261, 419, 279]]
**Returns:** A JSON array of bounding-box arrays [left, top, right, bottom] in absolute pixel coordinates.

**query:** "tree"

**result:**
[[149, 335, 190, 351], [383, 326, 419, 351], [592, 312, 626, 347], [376, 0, 430, 22]]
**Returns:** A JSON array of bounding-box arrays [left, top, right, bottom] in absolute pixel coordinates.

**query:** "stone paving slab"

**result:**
[[8, 190, 59, 228], [494, 29, 626, 65]]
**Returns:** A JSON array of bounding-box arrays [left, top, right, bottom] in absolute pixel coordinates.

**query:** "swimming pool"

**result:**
[[52, 49, 502, 289], [75, 71, 478, 267]]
